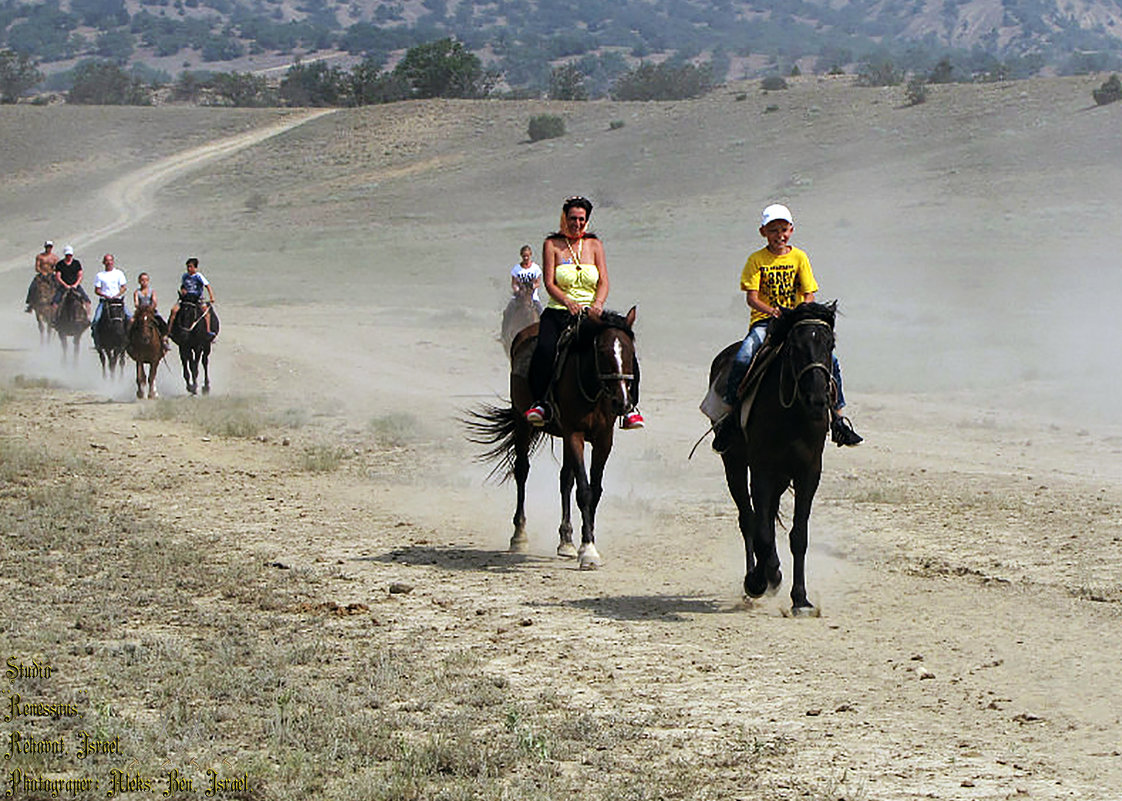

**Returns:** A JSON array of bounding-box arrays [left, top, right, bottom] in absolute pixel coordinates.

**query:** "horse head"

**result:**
[[584, 306, 637, 417], [774, 302, 836, 419]]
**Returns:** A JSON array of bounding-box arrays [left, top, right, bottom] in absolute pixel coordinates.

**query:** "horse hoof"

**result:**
[[577, 544, 602, 570], [508, 535, 529, 554], [150, 390, 158, 399], [202, 386, 210, 395], [767, 569, 783, 595], [556, 541, 578, 559], [136, 391, 144, 399], [744, 573, 768, 599], [789, 604, 820, 618]]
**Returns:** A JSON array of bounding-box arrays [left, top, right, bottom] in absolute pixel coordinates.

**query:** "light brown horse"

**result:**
[[468, 307, 638, 569], [126, 305, 163, 399], [28, 274, 55, 344]]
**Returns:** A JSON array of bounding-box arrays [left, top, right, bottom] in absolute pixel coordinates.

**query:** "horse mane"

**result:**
[[766, 301, 836, 344], [576, 309, 633, 346]]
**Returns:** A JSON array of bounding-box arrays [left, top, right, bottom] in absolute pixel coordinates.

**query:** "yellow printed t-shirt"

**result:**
[[740, 245, 819, 325], [547, 262, 600, 310]]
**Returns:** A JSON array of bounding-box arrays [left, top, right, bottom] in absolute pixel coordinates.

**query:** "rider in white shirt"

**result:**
[[92, 254, 129, 339]]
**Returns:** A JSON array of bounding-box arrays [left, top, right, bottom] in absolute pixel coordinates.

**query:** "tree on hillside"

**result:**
[[610, 61, 713, 101], [0, 49, 44, 103], [548, 63, 588, 100], [279, 59, 346, 106], [350, 57, 410, 105], [856, 58, 903, 87], [205, 71, 275, 106], [67, 60, 150, 104], [393, 37, 494, 99]]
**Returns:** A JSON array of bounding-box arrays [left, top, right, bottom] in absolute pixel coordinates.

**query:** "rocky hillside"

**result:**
[[3, 0, 1121, 86]]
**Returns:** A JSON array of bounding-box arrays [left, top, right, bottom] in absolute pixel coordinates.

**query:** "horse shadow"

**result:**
[[360, 545, 554, 574], [360, 544, 730, 621], [530, 594, 727, 622]]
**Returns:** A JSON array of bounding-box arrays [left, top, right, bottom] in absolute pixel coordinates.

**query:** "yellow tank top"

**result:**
[[547, 238, 600, 309]]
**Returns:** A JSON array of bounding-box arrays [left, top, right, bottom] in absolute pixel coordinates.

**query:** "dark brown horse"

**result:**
[[708, 302, 837, 615], [468, 307, 638, 569], [93, 298, 129, 379], [50, 287, 90, 366], [171, 299, 217, 395], [126, 305, 163, 399], [28, 274, 55, 344]]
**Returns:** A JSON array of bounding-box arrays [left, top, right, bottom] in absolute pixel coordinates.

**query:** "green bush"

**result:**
[[760, 75, 788, 91], [528, 113, 565, 142], [904, 77, 928, 106], [610, 61, 713, 101], [608, 119, 624, 130], [1092, 74, 1122, 106]]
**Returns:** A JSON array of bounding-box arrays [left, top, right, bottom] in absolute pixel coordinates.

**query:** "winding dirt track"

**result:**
[[0, 109, 335, 277]]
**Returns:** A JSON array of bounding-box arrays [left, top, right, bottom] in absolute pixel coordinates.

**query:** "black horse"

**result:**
[[708, 302, 837, 615], [50, 287, 90, 366], [171, 298, 218, 395], [468, 308, 638, 569], [93, 298, 129, 378]]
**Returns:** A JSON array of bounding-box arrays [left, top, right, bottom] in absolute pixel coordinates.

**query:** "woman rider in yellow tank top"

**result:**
[[525, 196, 643, 429]]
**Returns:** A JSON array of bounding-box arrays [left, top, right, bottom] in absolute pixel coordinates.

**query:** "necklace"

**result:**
[[565, 237, 583, 270]]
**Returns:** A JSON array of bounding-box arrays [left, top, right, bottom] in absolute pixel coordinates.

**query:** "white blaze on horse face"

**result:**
[[612, 338, 628, 400]]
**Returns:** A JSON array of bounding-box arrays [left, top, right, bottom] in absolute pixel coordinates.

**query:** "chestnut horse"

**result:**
[[468, 307, 638, 569], [28, 274, 55, 344], [126, 305, 163, 399], [708, 302, 837, 615]]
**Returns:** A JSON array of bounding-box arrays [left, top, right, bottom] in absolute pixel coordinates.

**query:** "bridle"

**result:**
[[579, 324, 635, 404], [778, 318, 835, 410]]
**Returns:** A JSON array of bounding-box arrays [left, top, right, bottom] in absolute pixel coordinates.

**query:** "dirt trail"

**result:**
[[0, 109, 335, 277]]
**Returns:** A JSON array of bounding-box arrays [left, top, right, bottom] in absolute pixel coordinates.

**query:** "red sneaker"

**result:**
[[621, 410, 645, 429]]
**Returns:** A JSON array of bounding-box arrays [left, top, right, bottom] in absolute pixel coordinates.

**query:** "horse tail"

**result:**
[[464, 402, 544, 483]]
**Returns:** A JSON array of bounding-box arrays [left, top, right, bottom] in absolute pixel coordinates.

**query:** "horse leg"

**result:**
[[148, 360, 158, 399], [567, 433, 602, 570], [745, 476, 784, 597], [135, 361, 145, 399], [583, 429, 612, 550], [181, 348, 196, 394], [720, 448, 756, 586], [509, 417, 531, 553], [556, 453, 577, 559], [788, 469, 822, 614], [200, 346, 211, 395]]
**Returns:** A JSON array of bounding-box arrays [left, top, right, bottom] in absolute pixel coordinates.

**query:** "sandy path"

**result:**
[[0, 109, 336, 277]]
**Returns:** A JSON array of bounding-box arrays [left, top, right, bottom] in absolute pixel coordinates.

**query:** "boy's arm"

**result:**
[[746, 290, 781, 319]]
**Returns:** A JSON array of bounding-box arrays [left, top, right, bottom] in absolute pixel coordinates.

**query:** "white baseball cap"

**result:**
[[760, 203, 794, 227], [44, 240, 54, 247], [63, 246, 74, 256]]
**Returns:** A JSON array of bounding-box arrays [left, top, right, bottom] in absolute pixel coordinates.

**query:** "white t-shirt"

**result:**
[[511, 262, 542, 302], [94, 268, 128, 300]]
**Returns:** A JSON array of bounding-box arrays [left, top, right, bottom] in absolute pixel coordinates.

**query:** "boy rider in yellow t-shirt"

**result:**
[[716, 203, 862, 450]]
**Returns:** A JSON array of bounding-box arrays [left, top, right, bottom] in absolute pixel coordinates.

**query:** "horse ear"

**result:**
[[625, 305, 636, 327]]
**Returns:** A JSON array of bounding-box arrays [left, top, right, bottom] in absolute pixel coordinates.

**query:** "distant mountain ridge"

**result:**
[[3, 0, 1121, 85]]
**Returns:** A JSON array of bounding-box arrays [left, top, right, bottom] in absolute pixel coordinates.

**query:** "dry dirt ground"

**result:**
[[1, 76, 1121, 800]]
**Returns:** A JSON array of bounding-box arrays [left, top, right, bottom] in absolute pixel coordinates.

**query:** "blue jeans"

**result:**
[[725, 320, 846, 410]]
